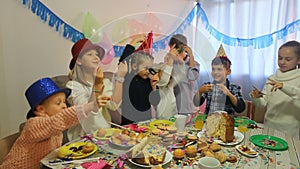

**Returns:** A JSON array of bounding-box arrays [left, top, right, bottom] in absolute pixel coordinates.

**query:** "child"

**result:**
[[193, 44, 245, 115], [168, 34, 200, 115], [121, 51, 160, 125], [0, 77, 99, 169], [66, 38, 128, 140], [250, 40, 300, 139]]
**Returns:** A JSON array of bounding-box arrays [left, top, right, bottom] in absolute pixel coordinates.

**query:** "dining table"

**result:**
[[40, 119, 300, 169]]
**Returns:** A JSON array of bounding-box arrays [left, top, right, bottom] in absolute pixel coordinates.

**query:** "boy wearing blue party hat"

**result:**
[[0, 76, 102, 169]]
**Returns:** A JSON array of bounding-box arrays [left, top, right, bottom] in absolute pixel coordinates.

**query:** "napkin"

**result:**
[[81, 160, 112, 169]]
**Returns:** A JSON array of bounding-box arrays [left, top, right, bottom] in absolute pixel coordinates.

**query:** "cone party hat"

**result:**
[[216, 44, 227, 57], [135, 31, 153, 55]]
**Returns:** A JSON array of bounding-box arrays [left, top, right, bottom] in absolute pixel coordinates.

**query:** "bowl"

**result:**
[[196, 156, 220, 169]]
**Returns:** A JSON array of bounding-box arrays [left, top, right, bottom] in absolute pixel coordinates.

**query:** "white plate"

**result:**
[[108, 137, 136, 149], [235, 145, 258, 158], [197, 130, 244, 146], [128, 150, 173, 168]]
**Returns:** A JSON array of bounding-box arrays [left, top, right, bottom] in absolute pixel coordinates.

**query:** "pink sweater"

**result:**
[[0, 106, 80, 169]]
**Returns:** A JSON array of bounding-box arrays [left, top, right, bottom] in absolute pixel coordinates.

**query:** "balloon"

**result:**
[[111, 19, 130, 44], [82, 12, 101, 42], [98, 33, 115, 65], [145, 13, 163, 36], [128, 19, 150, 36], [101, 48, 115, 65]]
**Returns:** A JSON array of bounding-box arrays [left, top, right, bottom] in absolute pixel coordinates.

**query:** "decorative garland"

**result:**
[[21, 0, 300, 54]]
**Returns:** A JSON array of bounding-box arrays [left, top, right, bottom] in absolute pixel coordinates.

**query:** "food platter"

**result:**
[[249, 134, 288, 151], [57, 142, 97, 160], [128, 150, 173, 168], [93, 128, 122, 140], [197, 130, 244, 146], [235, 145, 258, 158]]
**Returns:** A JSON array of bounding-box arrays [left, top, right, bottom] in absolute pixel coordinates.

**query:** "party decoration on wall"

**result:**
[[21, 1, 300, 51], [82, 12, 102, 43], [97, 33, 115, 65], [135, 31, 153, 55], [21, 0, 84, 42]]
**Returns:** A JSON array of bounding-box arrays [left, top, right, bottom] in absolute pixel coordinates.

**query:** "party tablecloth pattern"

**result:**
[[40, 123, 300, 169]]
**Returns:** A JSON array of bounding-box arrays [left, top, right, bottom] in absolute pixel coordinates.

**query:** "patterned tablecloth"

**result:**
[[40, 122, 300, 169]]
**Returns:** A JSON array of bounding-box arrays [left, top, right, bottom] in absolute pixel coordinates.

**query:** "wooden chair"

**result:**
[[0, 132, 20, 164], [234, 100, 255, 119]]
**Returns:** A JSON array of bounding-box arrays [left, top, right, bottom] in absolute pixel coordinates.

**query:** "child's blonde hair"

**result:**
[[69, 64, 91, 87]]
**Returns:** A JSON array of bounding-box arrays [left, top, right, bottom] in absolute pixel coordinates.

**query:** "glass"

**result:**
[[194, 119, 204, 130], [237, 118, 248, 144], [193, 114, 206, 130]]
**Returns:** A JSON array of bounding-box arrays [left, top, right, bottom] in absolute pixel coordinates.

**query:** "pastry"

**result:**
[[226, 155, 237, 163], [111, 136, 122, 145], [173, 148, 185, 160], [215, 151, 226, 163], [209, 142, 221, 152], [186, 145, 197, 158], [120, 134, 131, 142], [152, 128, 163, 135], [166, 125, 177, 133], [82, 142, 94, 153], [205, 112, 234, 142], [197, 142, 208, 152], [187, 135, 198, 141], [97, 128, 107, 137]]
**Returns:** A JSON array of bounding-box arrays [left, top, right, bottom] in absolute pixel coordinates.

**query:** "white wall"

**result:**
[[0, 0, 195, 138]]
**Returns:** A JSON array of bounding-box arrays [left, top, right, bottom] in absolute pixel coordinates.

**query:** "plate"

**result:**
[[197, 130, 244, 146], [108, 137, 136, 149], [234, 118, 256, 128], [235, 145, 258, 158], [57, 142, 97, 160], [149, 120, 174, 128], [93, 128, 122, 140], [249, 135, 288, 151], [128, 150, 173, 168]]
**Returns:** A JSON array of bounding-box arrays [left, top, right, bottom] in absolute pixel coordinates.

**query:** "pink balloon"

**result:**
[[101, 48, 115, 65], [98, 33, 115, 65]]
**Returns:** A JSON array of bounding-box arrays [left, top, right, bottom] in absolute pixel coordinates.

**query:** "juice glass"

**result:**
[[194, 114, 205, 130]]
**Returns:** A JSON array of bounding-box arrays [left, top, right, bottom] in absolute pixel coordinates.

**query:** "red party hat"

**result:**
[[135, 31, 153, 55]]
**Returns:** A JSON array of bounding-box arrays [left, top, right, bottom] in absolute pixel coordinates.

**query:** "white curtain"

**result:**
[[194, 0, 300, 100]]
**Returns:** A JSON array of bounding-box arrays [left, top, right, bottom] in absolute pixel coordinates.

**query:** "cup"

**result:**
[[194, 157, 221, 169], [174, 114, 187, 131]]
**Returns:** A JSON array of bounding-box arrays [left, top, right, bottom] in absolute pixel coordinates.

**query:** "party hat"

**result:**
[[135, 31, 153, 55], [216, 44, 227, 57]]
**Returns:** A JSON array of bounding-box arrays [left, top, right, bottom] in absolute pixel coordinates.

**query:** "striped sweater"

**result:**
[[0, 106, 81, 169]]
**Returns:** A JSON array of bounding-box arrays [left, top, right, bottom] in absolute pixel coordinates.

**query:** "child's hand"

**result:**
[[96, 95, 111, 107], [130, 34, 146, 46], [150, 73, 160, 90], [95, 66, 104, 84], [116, 61, 128, 78], [250, 89, 264, 98], [216, 83, 230, 96], [199, 84, 213, 94], [184, 45, 193, 58], [267, 78, 283, 92]]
